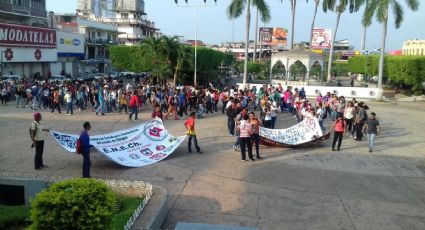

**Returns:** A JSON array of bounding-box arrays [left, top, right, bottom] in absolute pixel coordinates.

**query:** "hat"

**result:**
[[33, 112, 41, 119]]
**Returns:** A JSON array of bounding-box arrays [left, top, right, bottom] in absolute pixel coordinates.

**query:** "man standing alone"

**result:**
[[30, 112, 50, 170], [363, 112, 380, 152], [80, 122, 92, 178]]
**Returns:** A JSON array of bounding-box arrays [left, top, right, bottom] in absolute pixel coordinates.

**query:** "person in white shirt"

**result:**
[[64, 91, 73, 115], [270, 101, 278, 129]]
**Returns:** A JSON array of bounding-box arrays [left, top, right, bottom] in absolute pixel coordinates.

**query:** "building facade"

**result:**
[[0, 0, 56, 78], [402, 39, 425, 55], [77, 0, 158, 46], [53, 14, 119, 74]]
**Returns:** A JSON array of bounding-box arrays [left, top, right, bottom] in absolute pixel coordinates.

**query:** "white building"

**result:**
[[0, 0, 56, 78], [53, 14, 119, 74], [403, 39, 425, 55], [77, 0, 158, 46]]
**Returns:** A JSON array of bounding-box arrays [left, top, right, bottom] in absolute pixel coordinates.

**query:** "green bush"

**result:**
[[29, 178, 116, 230]]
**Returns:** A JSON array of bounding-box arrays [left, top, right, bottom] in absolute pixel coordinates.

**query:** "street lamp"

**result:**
[[175, 0, 217, 86]]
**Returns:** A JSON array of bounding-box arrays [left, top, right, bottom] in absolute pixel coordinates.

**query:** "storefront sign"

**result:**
[[0, 22, 57, 48], [51, 119, 186, 168], [57, 31, 85, 57]]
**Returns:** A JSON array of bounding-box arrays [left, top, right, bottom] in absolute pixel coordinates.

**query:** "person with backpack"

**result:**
[[30, 112, 50, 170], [79, 122, 92, 178], [331, 114, 346, 151]]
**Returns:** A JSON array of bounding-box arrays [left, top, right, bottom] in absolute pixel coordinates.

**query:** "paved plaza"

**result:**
[[1, 101, 425, 230]]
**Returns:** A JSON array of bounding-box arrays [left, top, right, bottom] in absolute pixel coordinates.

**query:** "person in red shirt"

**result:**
[[128, 91, 139, 120], [331, 114, 347, 151], [184, 112, 202, 154], [151, 105, 163, 121]]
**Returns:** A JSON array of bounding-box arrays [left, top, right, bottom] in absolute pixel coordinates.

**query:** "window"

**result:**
[[31, 0, 45, 9], [121, 13, 128, 19], [63, 16, 72, 22]]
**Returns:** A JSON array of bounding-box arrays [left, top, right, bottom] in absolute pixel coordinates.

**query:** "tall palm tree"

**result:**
[[360, 0, 368, 51], [362, 0, 419, 92], [307, 0, 321, 79], [227, 0, 271, 88], [323, 0, 363, 82]]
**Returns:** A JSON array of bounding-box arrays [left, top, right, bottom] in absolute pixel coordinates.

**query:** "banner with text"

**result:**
[[259, 117, 326, 147], [51, 119, 186, 167]]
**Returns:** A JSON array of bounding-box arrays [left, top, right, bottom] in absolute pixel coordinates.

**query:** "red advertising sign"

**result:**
[[0, 22, 57, 48]]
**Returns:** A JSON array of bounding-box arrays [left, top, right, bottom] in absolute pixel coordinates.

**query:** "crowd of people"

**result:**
[[2, 76, 381, 175]]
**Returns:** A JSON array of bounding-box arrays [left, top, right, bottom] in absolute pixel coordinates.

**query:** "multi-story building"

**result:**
[[76, 0, 158, 46], [53, 14, 119, 74], [402, 39, 425, 55], [0, 0, 57, 78]]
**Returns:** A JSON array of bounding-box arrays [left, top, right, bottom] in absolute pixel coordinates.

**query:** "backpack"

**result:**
[[76, 133, 83, 154]]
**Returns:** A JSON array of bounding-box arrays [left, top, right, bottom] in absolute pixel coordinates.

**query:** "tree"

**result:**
[[227, 0, 271, 88], [307, 0, 321, 78], [362, 0, 419, 94], [323, 0, 363, 82], [173, 45, 194, 86]]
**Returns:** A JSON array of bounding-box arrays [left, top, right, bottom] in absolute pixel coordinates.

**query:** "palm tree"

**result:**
[[362, 0, 419, 93], [307, 0, 321, 79], [227, 0, 271, 88], [323, 0, 363, 82], [173, 45, 194, 86], [360, 0, 368, 51]]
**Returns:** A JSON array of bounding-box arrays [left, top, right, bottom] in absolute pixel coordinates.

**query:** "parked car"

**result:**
[[48, 75, 69, 83], [94, 73, 105, 80], [108, 71, 119, 79], [2, 75, 22, 83]]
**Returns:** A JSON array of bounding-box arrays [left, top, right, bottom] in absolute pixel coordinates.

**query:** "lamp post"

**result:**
[[175, 0, 217, 86]]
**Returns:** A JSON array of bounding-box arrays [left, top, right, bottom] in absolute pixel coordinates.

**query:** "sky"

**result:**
[[46, 0, 425, 51]]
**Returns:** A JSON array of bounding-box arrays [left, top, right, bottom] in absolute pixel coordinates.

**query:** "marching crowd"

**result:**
[[1, 76, 380, 175]]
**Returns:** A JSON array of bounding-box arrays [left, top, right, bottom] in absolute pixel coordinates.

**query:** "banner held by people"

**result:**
[[51, 118, 186, 167], [260, 117, 329, 147]]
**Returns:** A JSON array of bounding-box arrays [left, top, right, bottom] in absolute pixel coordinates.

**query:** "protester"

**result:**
[[152, 105, 163, 121], [344, 101, 355, 135], [238, 114, 255, 161], [184, 111, 202, 154], [51, 88, 61, 114], [331, 114, 346, 151], [249, 112, 262, 159], [64, 90, 73, 115], [118, 91, 128, 114], [316, 102, 327, 133], [353, 102, 368, 141], [30, 112, 50, 170], [128, 91, 139, 120], [80, 121, 92, 178], [363, 112, 380, 152]]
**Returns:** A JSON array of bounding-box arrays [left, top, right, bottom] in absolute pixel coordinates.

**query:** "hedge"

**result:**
[[348, 55, 425, 93], [29, 178, 116, 230]]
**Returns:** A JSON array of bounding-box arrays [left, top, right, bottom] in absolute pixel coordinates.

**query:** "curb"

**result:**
[[132, 185, 168, 230]]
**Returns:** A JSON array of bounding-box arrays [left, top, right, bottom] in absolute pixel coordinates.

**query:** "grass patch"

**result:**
[[0, 205, 31, 230], [110, 196, 144, 230]]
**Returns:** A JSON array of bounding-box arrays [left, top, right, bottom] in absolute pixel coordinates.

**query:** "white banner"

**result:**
[[260, 117, 324, 146], [51, 119, 186, 167]]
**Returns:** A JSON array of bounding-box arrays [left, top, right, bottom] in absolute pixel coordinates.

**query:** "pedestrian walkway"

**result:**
[[1, 101, 425, 229]]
